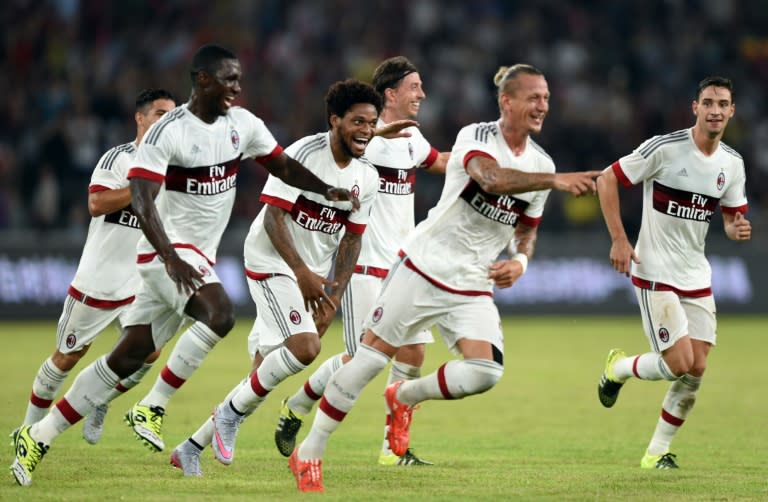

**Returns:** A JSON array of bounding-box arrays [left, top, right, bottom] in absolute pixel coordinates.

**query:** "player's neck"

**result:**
[[379, 108, 406, 124], [188, 93, 219, 124], [691, 126, 722, 156], [329, 131, 353, 168], [500, 122, 528, 156]]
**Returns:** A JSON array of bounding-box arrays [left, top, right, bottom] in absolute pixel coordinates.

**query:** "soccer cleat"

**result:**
[[274, 398, 304, 457], [211, 402, 245, 465], [170, 440, 203, 477], [9, 427, 19, 447], [378, 448, 434, 466], [124, 403, 166, 451], [641, 452, 679, 469], [10, 425, 49, 487], [384, 381, 416, 457], [289, 448, 324, 493], [83, 403, 109, 445], [598, 348, 626, 408]]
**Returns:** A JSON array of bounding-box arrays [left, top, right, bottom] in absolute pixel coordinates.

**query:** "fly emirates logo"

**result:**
[[377, 165, 415, 195], [186, 164, 237, 195], [292, 195, 347, 234], [653, 182, 717, 223], [460, 180, 527, 225]]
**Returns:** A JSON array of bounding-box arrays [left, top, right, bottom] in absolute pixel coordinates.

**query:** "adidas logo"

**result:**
[[676, 168, 688, 177]]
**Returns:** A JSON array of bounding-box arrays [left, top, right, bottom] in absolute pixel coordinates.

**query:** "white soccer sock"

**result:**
[[646, 374, 701, 455], [231, 347, 306, 413], [102, 362, 153, 403], [287, 353, 345, 416], [299, 345, 389, 460], [30, 356, 119, 445], [612, 352, 677, 381], [398, 359, 504, 405], [24, 357, 70, 425], [380, 360, 421, 454], [141, 322, 222, 408]]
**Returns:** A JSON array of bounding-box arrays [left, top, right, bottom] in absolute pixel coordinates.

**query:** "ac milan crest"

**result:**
[[658, 327, 670, 343], [351, 184, 360, 198], [289, 310, 302, 325], [231, 129, 240, 150], [372, 306, 384, 323], [66, 334, 77, 349], [198, 265, 211, 277], [716, 172, 725, 191]]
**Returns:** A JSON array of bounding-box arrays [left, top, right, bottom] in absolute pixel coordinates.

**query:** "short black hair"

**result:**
[[135, 88, 176, 112], [372, 56, 419, 95], [190, 44, 237, 83], [695, 76, 734, 103], [325, 79, 382, 127]]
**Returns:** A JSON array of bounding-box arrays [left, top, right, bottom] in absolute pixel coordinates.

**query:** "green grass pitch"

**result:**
[[1, 316, 766, 501]]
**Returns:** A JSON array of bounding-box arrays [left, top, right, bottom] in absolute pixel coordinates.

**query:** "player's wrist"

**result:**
[[511, 253, 528, 274]]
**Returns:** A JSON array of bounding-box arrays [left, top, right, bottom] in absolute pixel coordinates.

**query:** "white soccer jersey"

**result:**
[[614, 127, 748, 292], [244, 132, 378, 278], [70, 142, 141, 303], [128, 104, 281, 264], [402, 120, 553, 294], [355, 120, 438, 270]]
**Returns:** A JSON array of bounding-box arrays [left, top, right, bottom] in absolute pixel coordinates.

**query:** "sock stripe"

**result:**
[[661, 408, 685, 426], [55, 398, 83, 424], [29, 393, 53, 408], [94, 358, 120, 388], [303, 380, 322, 401], [278, 347, 306, 374], [161, 366, 186, 389], [632, 356, 642, 379], [436, 363, 455, 400], [115, 383, 129, 393], [188, 322, 220, 350], [318, 396, 347, 422], [249, 371, 269, 397]]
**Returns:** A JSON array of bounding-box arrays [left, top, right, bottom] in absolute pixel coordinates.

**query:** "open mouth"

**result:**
[[351, 136, 369, 149]]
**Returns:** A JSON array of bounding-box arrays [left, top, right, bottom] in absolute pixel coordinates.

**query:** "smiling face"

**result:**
[[331, 102, 379, 160], [387, 72, 426, 120], [500, 73, 549, 135], [692, 85, 734, 139], [201, 58, 242, 117]]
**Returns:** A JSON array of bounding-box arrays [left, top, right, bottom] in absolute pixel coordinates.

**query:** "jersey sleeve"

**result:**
[[128, 121, 175, 183], [259, 174, 301, 212], [720, 159, 749, 213], [242, 110, 281, 162], [613, 136, 665, 187], [453, 124, 497, 170], [89, 148, 131, 192], [411, 128, 439, 169]]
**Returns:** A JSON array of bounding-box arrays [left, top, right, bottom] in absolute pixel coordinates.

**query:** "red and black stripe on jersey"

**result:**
[[652, 181, 718, 222], [459, 179, 539, 227], [375, 165, 416, 195], [289, 194, 349, 235], [164, 156, 241, 195], [103, 204, 140, 229]]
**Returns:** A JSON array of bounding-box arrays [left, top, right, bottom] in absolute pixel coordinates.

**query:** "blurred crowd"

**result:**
[[1, 0, 766, 240]]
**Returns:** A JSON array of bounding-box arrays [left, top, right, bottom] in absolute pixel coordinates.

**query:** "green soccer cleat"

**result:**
[[275, 398, 304, 457], [598, 348, 626, 408], [124, 402, 165, 451], [10, 425, 49, 487], [641, 452, 679, 469], [378, 448, 433, 466]]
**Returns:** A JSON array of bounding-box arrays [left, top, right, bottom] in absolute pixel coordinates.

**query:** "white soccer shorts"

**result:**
[[634, 286, 717, 353]]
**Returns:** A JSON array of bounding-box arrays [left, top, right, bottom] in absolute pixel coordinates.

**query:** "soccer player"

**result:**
[[596, 76, 751, 469], [168, 78, 380, 477], [15, 88, 176, 444], [273, 56, 448, 467], [10, 43, 359, 487], [287, 64, 602, 493]]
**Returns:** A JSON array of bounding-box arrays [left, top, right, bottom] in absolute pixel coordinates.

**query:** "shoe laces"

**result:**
[[142, 406, 165, 432], [18, 437, 48, 471], [656, 453, 678, 468]]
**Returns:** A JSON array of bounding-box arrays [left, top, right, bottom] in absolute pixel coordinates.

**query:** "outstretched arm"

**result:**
[[130, 177, 202, 294], [263, 204, 335, 315], [596, 166, 638, 276], [466, 155, 600, 196], [261, 153, 360, 210]]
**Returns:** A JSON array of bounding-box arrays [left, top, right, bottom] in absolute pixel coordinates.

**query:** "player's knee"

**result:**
[[206, 309, 236, 336], [463, 359, 504, 395], [285, 332, 321, 366], [51, 348, 87, 371]]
